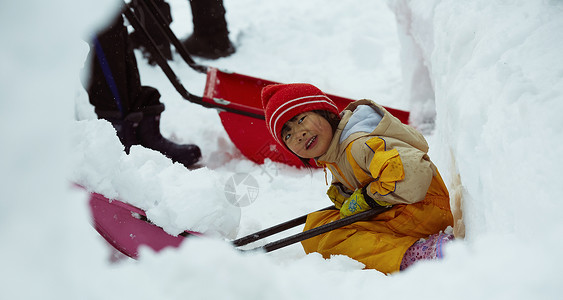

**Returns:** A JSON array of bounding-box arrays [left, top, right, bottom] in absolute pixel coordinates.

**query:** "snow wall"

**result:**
[[391, 0, 563, 260]]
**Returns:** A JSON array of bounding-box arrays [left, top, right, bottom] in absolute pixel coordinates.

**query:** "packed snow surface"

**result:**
[[1, 0, 562, 299]]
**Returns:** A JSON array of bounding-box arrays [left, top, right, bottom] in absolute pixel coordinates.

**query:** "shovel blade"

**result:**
[[89, 192, 197, 258]]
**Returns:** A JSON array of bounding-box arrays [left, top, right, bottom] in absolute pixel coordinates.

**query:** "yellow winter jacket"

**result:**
[[302, 100, 453, 274]]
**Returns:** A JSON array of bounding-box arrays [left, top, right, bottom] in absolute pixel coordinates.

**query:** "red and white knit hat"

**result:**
[[261, 83, 339, 146]]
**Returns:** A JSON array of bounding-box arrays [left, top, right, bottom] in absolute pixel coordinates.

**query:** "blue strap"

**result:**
[[93, 37, 125, 116]]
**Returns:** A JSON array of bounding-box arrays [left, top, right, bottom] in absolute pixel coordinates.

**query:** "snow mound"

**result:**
[[70, 119, 240, 238]]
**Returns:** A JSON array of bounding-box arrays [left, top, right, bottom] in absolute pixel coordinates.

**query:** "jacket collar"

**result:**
[[315, 109, 353, 164], [315, 99, 389, 165]]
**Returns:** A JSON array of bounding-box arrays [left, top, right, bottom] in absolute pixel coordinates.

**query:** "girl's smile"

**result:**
[[282, 111, 333, 159]]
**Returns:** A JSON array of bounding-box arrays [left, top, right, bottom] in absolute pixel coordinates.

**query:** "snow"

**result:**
[[1, 0, 562, 299]]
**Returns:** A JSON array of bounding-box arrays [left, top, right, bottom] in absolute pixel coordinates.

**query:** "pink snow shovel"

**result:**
[[89, 191, 196, 258], [89, 189, 388, 258], [85, 1, 400, 258]]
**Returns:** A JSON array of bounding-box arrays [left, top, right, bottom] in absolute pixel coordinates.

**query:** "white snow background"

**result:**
[[1, 0, 562, 299]]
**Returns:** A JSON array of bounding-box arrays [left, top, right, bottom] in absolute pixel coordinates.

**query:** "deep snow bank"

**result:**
[[392, 0, 563, 239], [389, 1, 563, 295], [0, 0, 131, 298]]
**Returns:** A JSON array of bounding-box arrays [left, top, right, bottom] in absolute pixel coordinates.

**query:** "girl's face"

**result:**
[[281, 111, 333, 159]]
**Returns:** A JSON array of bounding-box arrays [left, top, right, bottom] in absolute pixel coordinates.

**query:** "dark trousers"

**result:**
[[86, 14, 162, 119]]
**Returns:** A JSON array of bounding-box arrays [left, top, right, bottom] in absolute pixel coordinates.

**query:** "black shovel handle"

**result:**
[[122, 1, 265, 120], [146, 202, 386, 253], [232, 206, 335, 247], [245, 206, 389, 253], [122, 3, 194, 101], [135, 0, 207, 74]]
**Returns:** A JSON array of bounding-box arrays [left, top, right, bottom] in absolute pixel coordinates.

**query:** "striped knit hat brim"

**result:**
[[261, 83, 339, 146]]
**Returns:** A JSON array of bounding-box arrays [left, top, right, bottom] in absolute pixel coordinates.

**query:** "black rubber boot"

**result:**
[[136, 105, 202, 168], [96, 110, 143, 154], [183, 34, 235, 59], [183, 0, 235, 59]]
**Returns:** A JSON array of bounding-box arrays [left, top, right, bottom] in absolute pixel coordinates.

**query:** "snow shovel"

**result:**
[[123, 0, 411, 168], [89, 191, 388, 258]]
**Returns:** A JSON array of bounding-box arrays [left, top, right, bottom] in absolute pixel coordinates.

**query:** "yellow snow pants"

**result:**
[[301, 175, 454, 274]]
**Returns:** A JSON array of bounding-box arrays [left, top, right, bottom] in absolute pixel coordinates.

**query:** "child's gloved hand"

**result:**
[[339, 187, 392, 219], [326, 183, 353, 209]]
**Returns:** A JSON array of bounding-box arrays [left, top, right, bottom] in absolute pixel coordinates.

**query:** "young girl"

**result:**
[[261, 83, 454, 273]]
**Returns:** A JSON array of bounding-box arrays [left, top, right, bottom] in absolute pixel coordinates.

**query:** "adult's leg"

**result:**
[[86, 14, 143, 151], [183, 0, 235, 59], [86, 14, 201, 166], [129, 0, 173, 64]]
